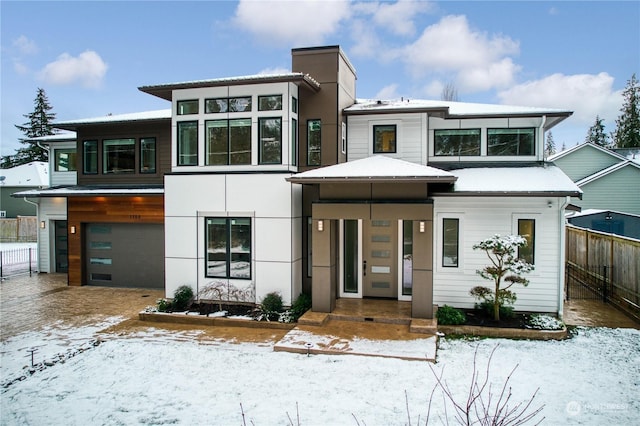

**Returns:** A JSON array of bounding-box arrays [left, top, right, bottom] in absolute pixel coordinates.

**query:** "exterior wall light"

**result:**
[[419, 221, 425, 233], [70, 225, 76, 234], [40, 221, 46, 229], [317, 220, 324, 232]]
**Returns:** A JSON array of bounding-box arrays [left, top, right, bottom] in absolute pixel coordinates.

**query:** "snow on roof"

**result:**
[[22, 131, 77, 143], [443, 164, 582, 196], [346, 98, 572, 117], [549, 142, 628, 162], [0, 162, 48, 187], [140, 72, 319, 90], [55, 109, 171, 127], [566, 208, 640, 219], [287, 155, 457, 183], [12, 185, 164, 197]]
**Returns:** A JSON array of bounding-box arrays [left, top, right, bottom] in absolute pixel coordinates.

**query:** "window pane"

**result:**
[[177, 121, 198, 166], [258, 95, 282, 111], [206, 218, 228, 277], [518, 219, 535, 264], [103, 139, 135, 174], [205, 98, 228, 113], [434, 129, 481, 156], [177, 99, 199, 115], [259, 117, 282, 164], [343, 220, 358, 293], [488, 128, 535, 156], [230, 119, 252, 165], [230, 218, 251, 279], [206, 120, 229, 165], [140, 137, 156, 173], [291, 97, 298, 114], [403, 221, 413, 296], [55, 148, 77, 172], [373, 124, 396, 153], [83, 141, 98, 174], [307, 119, 321, 166], [229, 97, 252, 112], [443, 218, 459, 267], [291, 118, 298, 166]]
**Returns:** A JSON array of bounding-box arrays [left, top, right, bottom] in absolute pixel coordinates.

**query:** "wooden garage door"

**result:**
[[85, 223, 164, 289]]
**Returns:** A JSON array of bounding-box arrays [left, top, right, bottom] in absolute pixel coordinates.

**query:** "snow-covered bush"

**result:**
[[527, 314, 565, 330]]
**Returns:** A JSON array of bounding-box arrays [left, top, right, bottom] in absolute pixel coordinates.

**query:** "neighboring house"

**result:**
[[566, 209, 640, 240], [13, 46, 582, 318], [14, 132, 76, 272], [550, 142, 640, 215], [0, 161, 48, 217]]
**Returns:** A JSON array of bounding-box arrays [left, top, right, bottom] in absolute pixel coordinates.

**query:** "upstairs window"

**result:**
[[54, 148, 77, 172], [177, 99, 199, 115], [140, 137, 156, 174], [103, 139, 135, 174], [259, 117, 282, 164], [291, 118, 298, 166], [83, 140, 98, 174], [434, 129, 481, 156], [258, 95, 282, 111], [177, 121, 198, 166], [307, 119, 321, 166], [488, 128, 535, 156], [206, 119, 252, 165], [291, 96, 298, 113], [373, 124, 396, 153], [205, 97, 252, 113]]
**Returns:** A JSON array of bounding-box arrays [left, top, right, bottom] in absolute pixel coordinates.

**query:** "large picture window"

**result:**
[[307, 119, 321, 166], [83, 140, 98, 174], [177, 121, 198, 166], [103, 138, 135, 174], [140, 137, 156, 173], [442, 218, 459, 267], [518, 219, 535, 264], [488, 128, 535, 156], [205, 97, 252, 113], [206, 217, 251, 279], [373, 124, 396, 153], [205, 119, 251, 165], [402, 221, 413, 296], [54, 148, 77, 172], [259, 117, 282, 164], [434, 129, 481, 156], [291, 118, 298, 166]]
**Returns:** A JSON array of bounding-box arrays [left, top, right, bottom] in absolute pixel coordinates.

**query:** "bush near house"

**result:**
[[172, 285, 194, 311], [436, 305, 466, 325]]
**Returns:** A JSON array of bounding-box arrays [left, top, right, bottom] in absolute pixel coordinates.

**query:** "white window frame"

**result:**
[[338, 219, 363, 298], [511, 213, 539, 273], [435, 212, 465, 273]]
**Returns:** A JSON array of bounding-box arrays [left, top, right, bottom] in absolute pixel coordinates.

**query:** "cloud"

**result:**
[[232, 0, 351, 46], [361, 0, 434, 37], [374, 83, 400, 100], [258, 67, 291, 75], [396, 15, 520, 92], [13, 35, 38, 55], [38, 51, 107, 88], [497, 72, 623, 124]]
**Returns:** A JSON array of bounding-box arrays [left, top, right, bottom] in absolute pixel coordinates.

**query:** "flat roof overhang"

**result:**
[[287, 175, 457, 184], [12, 186, 164, 198]]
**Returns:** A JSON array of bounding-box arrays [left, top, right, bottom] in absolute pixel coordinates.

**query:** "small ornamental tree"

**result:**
[[470, 235, 534, 321]]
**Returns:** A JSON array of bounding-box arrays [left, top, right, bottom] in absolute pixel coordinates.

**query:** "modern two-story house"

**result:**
[[17, 45, 581, 319]]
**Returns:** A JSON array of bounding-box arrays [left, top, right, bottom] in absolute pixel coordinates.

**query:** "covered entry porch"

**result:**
[[288, 156, 457, 320]]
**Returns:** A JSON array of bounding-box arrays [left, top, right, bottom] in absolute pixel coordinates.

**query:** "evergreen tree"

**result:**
[[585, 115, 610, 147], [1, 88, 54, 168], [544, 131, 556, 157], [612, 74, 640, 148]]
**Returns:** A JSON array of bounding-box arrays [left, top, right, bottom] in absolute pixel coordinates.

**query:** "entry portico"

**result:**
[[287, 156, 457, 319]]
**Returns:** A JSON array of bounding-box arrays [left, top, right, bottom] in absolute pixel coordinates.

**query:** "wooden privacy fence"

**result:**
[[0, 216, 37, 242], [566, 224, 640, 321]]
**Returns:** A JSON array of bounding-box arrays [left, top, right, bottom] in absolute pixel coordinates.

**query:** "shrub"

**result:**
[[172, 285, 194, 311], [258, 292, 284, 321], [156, 298, 171, 312], [436, 305, 466, 325], [290, 293, 312, 321], [475, 300, 515, 320]]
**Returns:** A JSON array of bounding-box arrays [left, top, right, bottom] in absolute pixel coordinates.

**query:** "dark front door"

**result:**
[[363, 220, 397, 298]]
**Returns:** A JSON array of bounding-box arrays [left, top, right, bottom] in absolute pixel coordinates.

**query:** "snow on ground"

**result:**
[[1, 322, 638, 425]]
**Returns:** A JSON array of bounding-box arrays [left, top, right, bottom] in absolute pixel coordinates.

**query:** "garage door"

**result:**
[[85, 223, 164, 289]]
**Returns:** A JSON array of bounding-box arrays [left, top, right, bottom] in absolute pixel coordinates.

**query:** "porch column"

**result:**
[[311, 218, 336, 312], [412, 219, 433, 318]]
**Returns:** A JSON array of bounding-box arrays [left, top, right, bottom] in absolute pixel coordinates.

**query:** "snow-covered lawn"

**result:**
[[1, 322, 638, 425]]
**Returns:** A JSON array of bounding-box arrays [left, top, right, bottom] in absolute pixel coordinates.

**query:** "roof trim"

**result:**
[[139, 73, 321, 101], [575, 160, 640, 186], [287, 175, 457, 184], [549, 141, 628, 162], [12, 185, 164, 198], [54, 109, 171, 130], [432, 190, 582, 197]]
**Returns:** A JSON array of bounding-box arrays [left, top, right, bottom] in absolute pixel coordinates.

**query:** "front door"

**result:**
[[363, 220, 397, 298]]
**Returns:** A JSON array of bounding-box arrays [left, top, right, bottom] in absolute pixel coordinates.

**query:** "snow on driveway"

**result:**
[[1, 323, 638, 425]]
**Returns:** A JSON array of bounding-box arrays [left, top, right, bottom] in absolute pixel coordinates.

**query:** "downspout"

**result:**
[[557, 196, 570, 318], [23, 197, 40, 273], [540, 115, 547, 161]]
